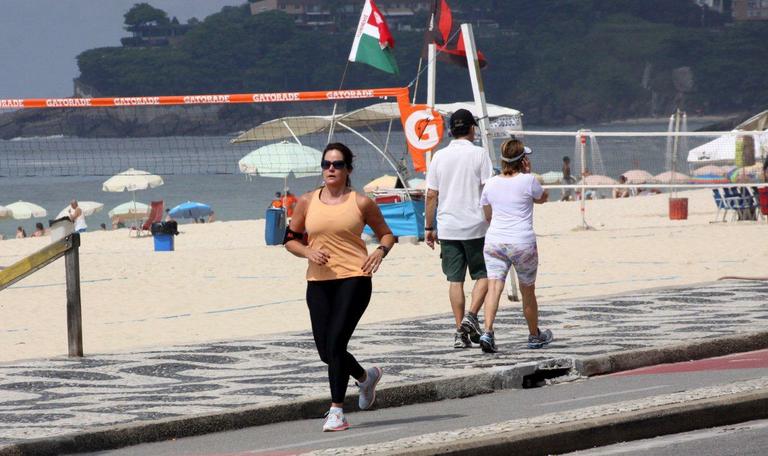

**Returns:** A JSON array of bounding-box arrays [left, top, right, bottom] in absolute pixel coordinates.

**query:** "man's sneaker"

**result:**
[[322, 410, 350, 432], [479, 332, 498, 353], [527, 328, 553, 349], [454, 331, 471, 349], [461, 313, 482, 344], [357, 366, 383, 410]]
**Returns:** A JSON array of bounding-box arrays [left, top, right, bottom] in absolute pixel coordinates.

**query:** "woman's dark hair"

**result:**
[[500, 139, 527, 175], [323, 142, 355, 187], [35, 222, 44, 230]]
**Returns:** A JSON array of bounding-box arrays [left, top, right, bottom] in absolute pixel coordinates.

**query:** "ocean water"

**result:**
[[0, 120, 715, 239]]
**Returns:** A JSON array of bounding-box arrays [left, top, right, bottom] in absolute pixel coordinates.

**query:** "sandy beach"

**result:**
[[0, 188, 765, 362]]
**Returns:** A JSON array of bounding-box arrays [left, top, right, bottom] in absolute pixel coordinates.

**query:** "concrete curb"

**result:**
[[376, 387, 768, 456], [2, 332, 768, 455]]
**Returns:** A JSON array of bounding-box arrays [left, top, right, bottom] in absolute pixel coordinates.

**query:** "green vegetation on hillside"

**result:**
[[76, 1, 768, 124]]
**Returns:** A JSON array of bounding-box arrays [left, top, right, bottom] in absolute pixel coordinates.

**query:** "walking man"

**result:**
[[425, 109, 493, 348]]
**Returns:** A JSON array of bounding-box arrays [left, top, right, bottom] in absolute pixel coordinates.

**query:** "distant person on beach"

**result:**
[[561, 156, 575, 201], [613, 175, 630, 198], [207, 211, 216, 223], [270, 192, 283, 210], [67, 200, 87, 233], [479, 139, 552, 353], [284, 142, 395, 432], [31, 222, 46, 237], [16, 226, 26, 239], [282, 190, 298, 217], [100, 223, 107, 231], [425, 108, 492, 349]]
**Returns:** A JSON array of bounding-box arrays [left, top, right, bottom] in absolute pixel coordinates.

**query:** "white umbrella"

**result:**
[[654, 171, 691, 184], [238, 142, 322, 193], [579, 175, 618, 186], [621, 169, 654, 184], [541, 171, 563, 184], [103, 169, 163, 230], [56, 201, 104, 220], [363, 175, 399, 192], [6, 201, 47, 219], [108, 202, 150, 221]]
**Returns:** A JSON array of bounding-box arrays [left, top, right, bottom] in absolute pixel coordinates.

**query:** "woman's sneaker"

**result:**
[[460, 313, 482, 344], [357, 366, 383, 410], [527, 328, 553, 349], [322, 410, 350, 432], [479, 332, 498, 353], [454, 331, 471, 348]]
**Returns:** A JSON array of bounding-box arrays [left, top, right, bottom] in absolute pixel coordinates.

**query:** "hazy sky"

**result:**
[[0, 0, 243, 99]]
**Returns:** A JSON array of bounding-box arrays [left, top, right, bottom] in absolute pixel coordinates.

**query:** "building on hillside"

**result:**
[[249, 0, 431, 31], [732, 0, 768, 20], [121, 20, 193, 47], [696, 0, 728, 14]]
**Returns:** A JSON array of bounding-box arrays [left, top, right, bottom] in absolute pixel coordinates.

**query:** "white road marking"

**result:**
[[251, 426, 402, 453], [537, 385, 671, 407]]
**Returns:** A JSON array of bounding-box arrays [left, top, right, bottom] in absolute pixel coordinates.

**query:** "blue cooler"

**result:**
[[153, 233, 174, 251], [151, 221, 178, 252], [265, 208, 286, 245]]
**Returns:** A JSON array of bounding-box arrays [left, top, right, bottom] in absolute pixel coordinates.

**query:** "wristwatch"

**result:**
[[376, 245, 390, 257], [424, 226, 435, 231]]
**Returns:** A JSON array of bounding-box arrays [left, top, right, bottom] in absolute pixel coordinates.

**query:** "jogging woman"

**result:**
[[478, 139, 553, 353], [284, 142, 395, 432]]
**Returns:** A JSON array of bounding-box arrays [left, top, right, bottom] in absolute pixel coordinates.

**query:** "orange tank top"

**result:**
[[305, 188, 370, 281]]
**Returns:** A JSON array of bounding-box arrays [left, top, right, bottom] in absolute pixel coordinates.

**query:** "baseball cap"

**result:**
[[449, 109, 478, 130]]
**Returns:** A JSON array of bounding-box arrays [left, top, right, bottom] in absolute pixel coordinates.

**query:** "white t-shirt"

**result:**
[[69, 206, 87, 231], [426, 139, 493, 240], [480, 173, 543, 245]]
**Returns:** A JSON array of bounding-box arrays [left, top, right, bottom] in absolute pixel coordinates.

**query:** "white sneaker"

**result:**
[[322, 411, 350, 432]]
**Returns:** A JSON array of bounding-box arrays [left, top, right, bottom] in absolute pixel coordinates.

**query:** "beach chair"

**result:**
[[754, 187, 768, 222], [711, 189, 729, 222], [138, 201, 164, 236]]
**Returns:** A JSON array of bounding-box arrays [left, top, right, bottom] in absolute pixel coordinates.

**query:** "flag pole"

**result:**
[[461, 23, 494, 165], [327, 61, 350, 144]]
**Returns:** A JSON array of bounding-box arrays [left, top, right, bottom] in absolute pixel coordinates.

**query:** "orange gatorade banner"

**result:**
[[0, 87, 410, 109]]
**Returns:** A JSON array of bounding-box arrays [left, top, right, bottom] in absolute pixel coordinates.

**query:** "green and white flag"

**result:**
[[348, 0, 398, 75]]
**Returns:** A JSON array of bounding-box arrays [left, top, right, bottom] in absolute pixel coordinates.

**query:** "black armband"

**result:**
[[283, 227, 306, 245]]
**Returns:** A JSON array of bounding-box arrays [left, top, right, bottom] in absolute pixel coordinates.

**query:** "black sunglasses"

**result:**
[[321, 160, 347, 170]]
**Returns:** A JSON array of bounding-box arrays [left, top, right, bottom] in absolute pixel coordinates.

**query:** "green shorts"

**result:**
[[440, 237, 488, 282]]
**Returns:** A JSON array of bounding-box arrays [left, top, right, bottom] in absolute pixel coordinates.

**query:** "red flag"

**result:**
[[431, 0, 487, 68]]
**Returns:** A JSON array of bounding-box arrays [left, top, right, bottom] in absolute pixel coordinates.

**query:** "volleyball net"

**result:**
[[1, 90, 767, 190]]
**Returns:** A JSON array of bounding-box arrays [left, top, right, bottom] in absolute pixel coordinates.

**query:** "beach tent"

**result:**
[[687, 111, 768, 165]]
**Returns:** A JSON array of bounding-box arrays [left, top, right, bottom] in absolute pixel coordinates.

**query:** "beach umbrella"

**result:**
[[540, 171, 563, 184], [654, 171, 691, 184], [56, 201, 104, 219], [169, 201, 213, 219], [238, 142, 322, 194], [6, 201, 47, 219], [530, 172, 545, 184], [692, 165, 726, 177], [727, 165, 761, 183], [364, 175, 399, 192], [406, 177, 426, 190], [580, 175, 618, 186], [108, 202, 150, 221], [621, 169, 654, 184], [103, 169, 163, 230]]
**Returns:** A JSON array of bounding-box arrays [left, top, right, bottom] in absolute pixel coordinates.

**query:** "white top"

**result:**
[[69, 206, 87, 231], [480, 173, 543, 245], [426, 139, 493, 240]]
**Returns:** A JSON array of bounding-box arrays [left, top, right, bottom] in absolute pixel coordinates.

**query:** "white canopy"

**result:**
[[231, 101, 522, 143], [687, 131, 768, 164]]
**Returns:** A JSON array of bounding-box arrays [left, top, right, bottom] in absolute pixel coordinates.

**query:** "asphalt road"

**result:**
[[74, 349, 768, 456], [563, 418, 768, 456]]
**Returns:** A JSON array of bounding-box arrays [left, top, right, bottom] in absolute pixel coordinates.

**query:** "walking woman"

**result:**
[[284, 142, 395, 432], [478, 139, 553, 353]]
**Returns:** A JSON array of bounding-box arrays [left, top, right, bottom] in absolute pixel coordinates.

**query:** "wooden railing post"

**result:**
[[64, 233, 83, 357]]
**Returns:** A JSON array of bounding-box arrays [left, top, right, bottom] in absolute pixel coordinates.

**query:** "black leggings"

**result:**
[[306, 276, 372, 404]]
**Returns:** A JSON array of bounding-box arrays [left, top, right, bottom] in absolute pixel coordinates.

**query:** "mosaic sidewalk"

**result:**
[[1, 279, 767, 444]]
